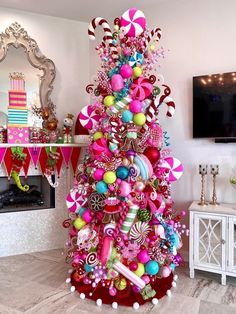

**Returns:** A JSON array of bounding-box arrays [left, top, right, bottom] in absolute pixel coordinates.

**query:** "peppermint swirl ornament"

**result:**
[[130, 222, 151, 244], [86, 252, 99, 267]]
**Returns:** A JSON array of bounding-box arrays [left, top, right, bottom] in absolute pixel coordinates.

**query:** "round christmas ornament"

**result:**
[[78, 105, 100, 129], [120, 8, 146, 37], [159, 157, 184, 182], [65, 7, 185, 308]]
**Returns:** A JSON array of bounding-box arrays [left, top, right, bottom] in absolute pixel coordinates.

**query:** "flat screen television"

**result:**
[[193, 71, 236, 139]]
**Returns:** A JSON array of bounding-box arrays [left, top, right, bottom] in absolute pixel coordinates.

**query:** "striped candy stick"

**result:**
[[88, 17, 118, 60], [144, 27, 162, 50], [120, 204, 139, 234], [107, 96, 131, 115]]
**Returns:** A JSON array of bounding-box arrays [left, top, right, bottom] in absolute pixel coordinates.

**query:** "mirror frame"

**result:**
[[0, 22, 56, 117]]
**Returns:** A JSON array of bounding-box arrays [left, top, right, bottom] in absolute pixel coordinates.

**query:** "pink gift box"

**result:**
[[7, 127, 29, 144]]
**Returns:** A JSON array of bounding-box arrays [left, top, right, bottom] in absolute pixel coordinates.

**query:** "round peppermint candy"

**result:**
[[120, 8, 146, 37]]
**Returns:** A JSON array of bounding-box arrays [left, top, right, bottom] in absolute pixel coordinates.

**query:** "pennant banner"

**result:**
[[4, 148, 13, 177], [70, 147, 81, 176], [28, 147, 41, 169], [22, 147, 31, 177], [61, 147, 73, 167], [0, 148, 6, 168], [55, 147, 64, 177]]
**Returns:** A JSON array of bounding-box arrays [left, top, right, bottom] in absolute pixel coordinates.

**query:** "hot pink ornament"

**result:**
[[118, 180, 132, 197], [111, 74, 124, 92], [129, 100, 143, 113], [109, 287, 117, 296], [93, 168, 105, 181], [129, 261, 138, 271], [120, 8, 146, 37], [91, 138, 113, 160], [79, 105, 100, 129], [159, 157, 184, 182], [141, 275, 150, 284], [137, 249, 150, 263], [82, 209, 93, 223], [120, 64, 133, 78]]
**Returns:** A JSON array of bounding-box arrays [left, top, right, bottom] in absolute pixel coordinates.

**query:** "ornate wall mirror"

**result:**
[[0, 22, 56, 127]]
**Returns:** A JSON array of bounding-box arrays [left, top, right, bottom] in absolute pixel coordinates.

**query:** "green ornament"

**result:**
[[137, 209, 151, 222], [153, 86, 161, 96]]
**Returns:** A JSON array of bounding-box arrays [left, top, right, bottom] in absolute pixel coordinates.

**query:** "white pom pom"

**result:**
[[172, 281, 177, 287], [173, 274, 178, 281], [152, 298, 159, 305], [166, 289, 171, 297], [112, 302, 118, 309], [80, 293, 85, 300], [70, 286, 75, 292], [65, 278, 71, 284], [96, 299, 102, 307], [133, 302, 139, 310]]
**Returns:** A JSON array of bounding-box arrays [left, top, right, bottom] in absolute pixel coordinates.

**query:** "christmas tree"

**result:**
[[64, 8, 188, 309]]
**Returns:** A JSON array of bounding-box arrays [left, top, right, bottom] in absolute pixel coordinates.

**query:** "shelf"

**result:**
[[0, 142, 89, 148]]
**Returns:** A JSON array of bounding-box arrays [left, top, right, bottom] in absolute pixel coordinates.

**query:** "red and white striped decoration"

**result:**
[[88, 17, 118, 60], [110, 119, 122, 144], [144, 27, 162, 50], [161, 96, 175, 117]]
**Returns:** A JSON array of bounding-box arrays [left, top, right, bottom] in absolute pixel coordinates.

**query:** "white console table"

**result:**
[[189, 201, 236, 285]]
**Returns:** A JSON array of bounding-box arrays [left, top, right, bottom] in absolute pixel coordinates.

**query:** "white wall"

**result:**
[[0, 7, 90, 256]]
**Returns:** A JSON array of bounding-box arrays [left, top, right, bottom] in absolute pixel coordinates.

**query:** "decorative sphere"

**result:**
[[137, 249, 150, 264], [118, 180, 131, 197], [93, 168, 105, 181], [162, 266, 171, 278], [152, 298, 158, 305], [133, 285, 141, 293], [109, 287, 117, 296], [116, 166, 129, 180], [103, 171, 117, 184], [145, 260, 159, 275], [133, 66, 143, 78], [78, 207, 87, 216], [82, 209, 93, 223], [104, 95, 115, 107], [115, 277, 127, 290], [143, 147, 160, 163], [129, 100, 143, 113], [141, 274, 150, 284], [93, 131, 103, 141], [122, 110, 133, 123], [84, 264, 93, 272], [133, 113, 146, 126], [133, 302, 140, 310], [156, 224, 165, 236], [96, 299, 102, 306], [112, 302, 118, 309], [96, 181, 108, 194], [134, 263, 145, 277], [134, 181, 145, 192], [129, 261, 138, 271], [120, 64, 133, 78], [73, 217, 86, 230]]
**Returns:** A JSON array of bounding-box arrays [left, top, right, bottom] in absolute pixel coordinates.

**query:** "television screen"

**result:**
[[193, 72, 236, 138]]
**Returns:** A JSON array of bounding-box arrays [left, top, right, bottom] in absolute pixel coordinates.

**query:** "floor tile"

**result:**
[[199, 300, 236, 314]]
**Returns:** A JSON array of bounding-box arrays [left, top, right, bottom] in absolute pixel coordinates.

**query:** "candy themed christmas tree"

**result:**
[[64, 8, 187, 309]]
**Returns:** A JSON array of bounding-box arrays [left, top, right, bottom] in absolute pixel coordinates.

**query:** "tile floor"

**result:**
[[0, 249, 236, 313]]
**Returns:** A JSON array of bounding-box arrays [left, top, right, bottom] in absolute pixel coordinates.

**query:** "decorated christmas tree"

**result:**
[[64, 8, 188, 309]]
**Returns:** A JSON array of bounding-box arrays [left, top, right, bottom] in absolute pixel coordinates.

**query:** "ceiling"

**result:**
[[0, 0, 164, 22]]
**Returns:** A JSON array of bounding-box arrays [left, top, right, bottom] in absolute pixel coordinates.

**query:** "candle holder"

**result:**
[[210, 164, 219, 206], [198, 164, 208, 206]]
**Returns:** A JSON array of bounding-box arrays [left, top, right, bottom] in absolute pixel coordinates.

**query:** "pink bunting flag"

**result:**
[[0, 148, 6, 167], [61, 147, 73, 168], [28, 147, 41, 169]]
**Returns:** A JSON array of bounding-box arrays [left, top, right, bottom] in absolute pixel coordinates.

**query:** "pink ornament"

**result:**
[[162, 266, 171, 278], [66, 189, 84, 213], [118, 180, 131, 197], [111, 74, 124, 92], [91, 138, 113, 160], [129, 100, 143, 113], [120, 64, 133, 78], [132, 285, 141, 293], [141, 275, 150, 284], [159, 157, 184, 182], [120, 8, 146, 37], [79, 105, 100, 129], [93, 168, 105, 181], [129, 261, 138, 271], [82, 209, 93, 223], [109, 287, 117, 296], [130, 77, 153, 101], [137, 249, 150, 263]]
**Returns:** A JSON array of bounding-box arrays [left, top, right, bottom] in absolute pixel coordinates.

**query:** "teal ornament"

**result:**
[[171, 232, 179, 247], [145, 261, 159, 275], [116, 166, 129, 180], [84, 263, 93, 272], [96, 181, 108, 194], [109, 142, 118, 152], [122, 110, 133, 123], [170, 263, 176, 270], [77, 207, 87, 216], [129, 52, 144, 68]]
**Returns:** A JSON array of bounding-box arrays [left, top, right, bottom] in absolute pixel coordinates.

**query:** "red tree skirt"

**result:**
[[71, 271, 173, 306]]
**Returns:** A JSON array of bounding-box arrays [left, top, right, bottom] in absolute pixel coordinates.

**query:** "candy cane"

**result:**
[[88, 17, 118, 60], [110, 119, 122, 144], [143, 99, 157, 131], [161, 96, 175, 117], [144, 27, 162, 50]]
